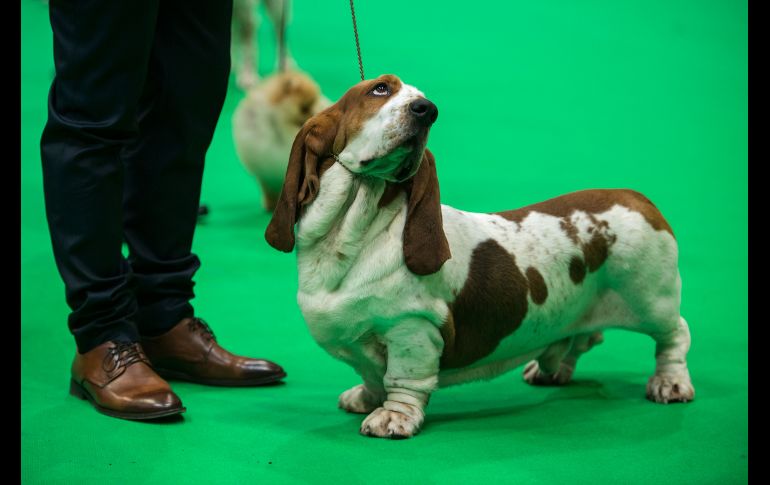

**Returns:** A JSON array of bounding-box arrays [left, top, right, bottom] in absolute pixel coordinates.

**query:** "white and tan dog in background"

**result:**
[[266, 74, 694, 439], [233, 71, 330, 211]]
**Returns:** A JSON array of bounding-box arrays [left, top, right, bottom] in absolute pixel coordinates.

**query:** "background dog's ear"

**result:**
[[265, 110, 339, 252], [403, 149, 451, 275]]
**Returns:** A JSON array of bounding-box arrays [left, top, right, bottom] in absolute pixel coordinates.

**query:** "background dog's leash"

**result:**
[[349, 0, 365, 81]]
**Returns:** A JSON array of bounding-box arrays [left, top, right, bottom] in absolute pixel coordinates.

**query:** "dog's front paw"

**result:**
[[338, 384, 383, 414], [646, 373, 695, 404], [360, 405, 423, 439], [522, 360, 574, 386]]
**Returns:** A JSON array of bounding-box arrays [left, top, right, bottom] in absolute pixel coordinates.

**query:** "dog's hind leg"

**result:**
[[645, 316, 694, 403], [617, 262, 694, 403], [602, 219, 694, 403], [523, 332, 604, 386]]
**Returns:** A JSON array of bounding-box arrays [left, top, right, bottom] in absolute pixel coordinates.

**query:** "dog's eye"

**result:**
[[371, 83, 390, 96]]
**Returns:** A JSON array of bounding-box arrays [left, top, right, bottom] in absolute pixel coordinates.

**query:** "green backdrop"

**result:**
[[21, 0, 747, 483]]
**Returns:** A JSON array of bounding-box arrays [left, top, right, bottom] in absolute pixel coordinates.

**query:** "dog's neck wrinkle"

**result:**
[[296, 164, 357, 248], [296, 164, 402, 292]]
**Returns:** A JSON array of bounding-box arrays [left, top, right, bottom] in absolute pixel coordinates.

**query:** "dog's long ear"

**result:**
[[403, 148, 451, 275], [265, 110, 340, 252]]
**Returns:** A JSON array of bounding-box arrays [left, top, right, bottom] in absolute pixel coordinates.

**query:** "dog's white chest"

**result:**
[[294, 166, 420, 348]]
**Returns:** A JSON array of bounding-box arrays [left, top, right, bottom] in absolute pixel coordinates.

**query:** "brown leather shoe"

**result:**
[[141, 317, 286, 386], [70, 341, 185, 420]]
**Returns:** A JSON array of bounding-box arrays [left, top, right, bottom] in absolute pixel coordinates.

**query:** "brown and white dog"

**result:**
[[266, 74, 695, 439]]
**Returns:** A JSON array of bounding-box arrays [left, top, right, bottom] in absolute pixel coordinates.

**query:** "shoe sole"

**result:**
[[69, 379, 186, 421], [153, 369, 287, 387]]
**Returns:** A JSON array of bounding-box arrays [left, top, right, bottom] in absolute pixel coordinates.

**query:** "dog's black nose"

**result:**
[[409, 98, 438, 126]]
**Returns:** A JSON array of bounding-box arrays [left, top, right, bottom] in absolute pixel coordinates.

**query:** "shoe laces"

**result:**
[[188, 317, 217, 342], [102, 342, 148, 373]]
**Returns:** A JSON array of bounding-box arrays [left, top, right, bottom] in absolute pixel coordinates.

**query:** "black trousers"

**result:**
[[40, 0, 233, 353]]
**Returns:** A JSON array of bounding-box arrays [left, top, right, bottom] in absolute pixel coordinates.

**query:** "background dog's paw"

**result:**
[[646, 374, 695, 403], [360, 407, 421, 439], [338, 384, 383, 414], [522, 360, 573, 386]]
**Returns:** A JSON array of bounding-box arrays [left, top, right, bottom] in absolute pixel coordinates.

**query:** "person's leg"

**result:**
[[125, 0, 285, 386], [121, 0, 233, 337], [42, 0, 185, 419], [40, 0, 160, 353]]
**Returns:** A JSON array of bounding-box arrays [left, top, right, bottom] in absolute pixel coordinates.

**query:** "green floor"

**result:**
[[21, 0, 747, 483]]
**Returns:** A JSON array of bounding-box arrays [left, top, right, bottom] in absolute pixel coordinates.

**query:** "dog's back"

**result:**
[[437, 189, 682, 386]]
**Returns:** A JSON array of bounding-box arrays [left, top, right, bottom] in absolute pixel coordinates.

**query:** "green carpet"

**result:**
[[21, 0, 747, 483]]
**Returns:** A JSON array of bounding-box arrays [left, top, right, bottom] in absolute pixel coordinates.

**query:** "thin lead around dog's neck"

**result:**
[[349, 0, 364, 81]]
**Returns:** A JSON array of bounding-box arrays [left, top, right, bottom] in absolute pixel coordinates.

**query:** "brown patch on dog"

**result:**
[[495, 189, 661, 285], [583, 233, 609, 271], [569, 256, 587, 284], [440, 239, 529, 369], [526, 267, 548, 305], [496, 189, 674, 237], [579, 215, 615, 272]]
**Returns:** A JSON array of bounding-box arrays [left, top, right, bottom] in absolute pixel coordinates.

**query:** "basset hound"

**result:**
[[265, 74, 695, 439]]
